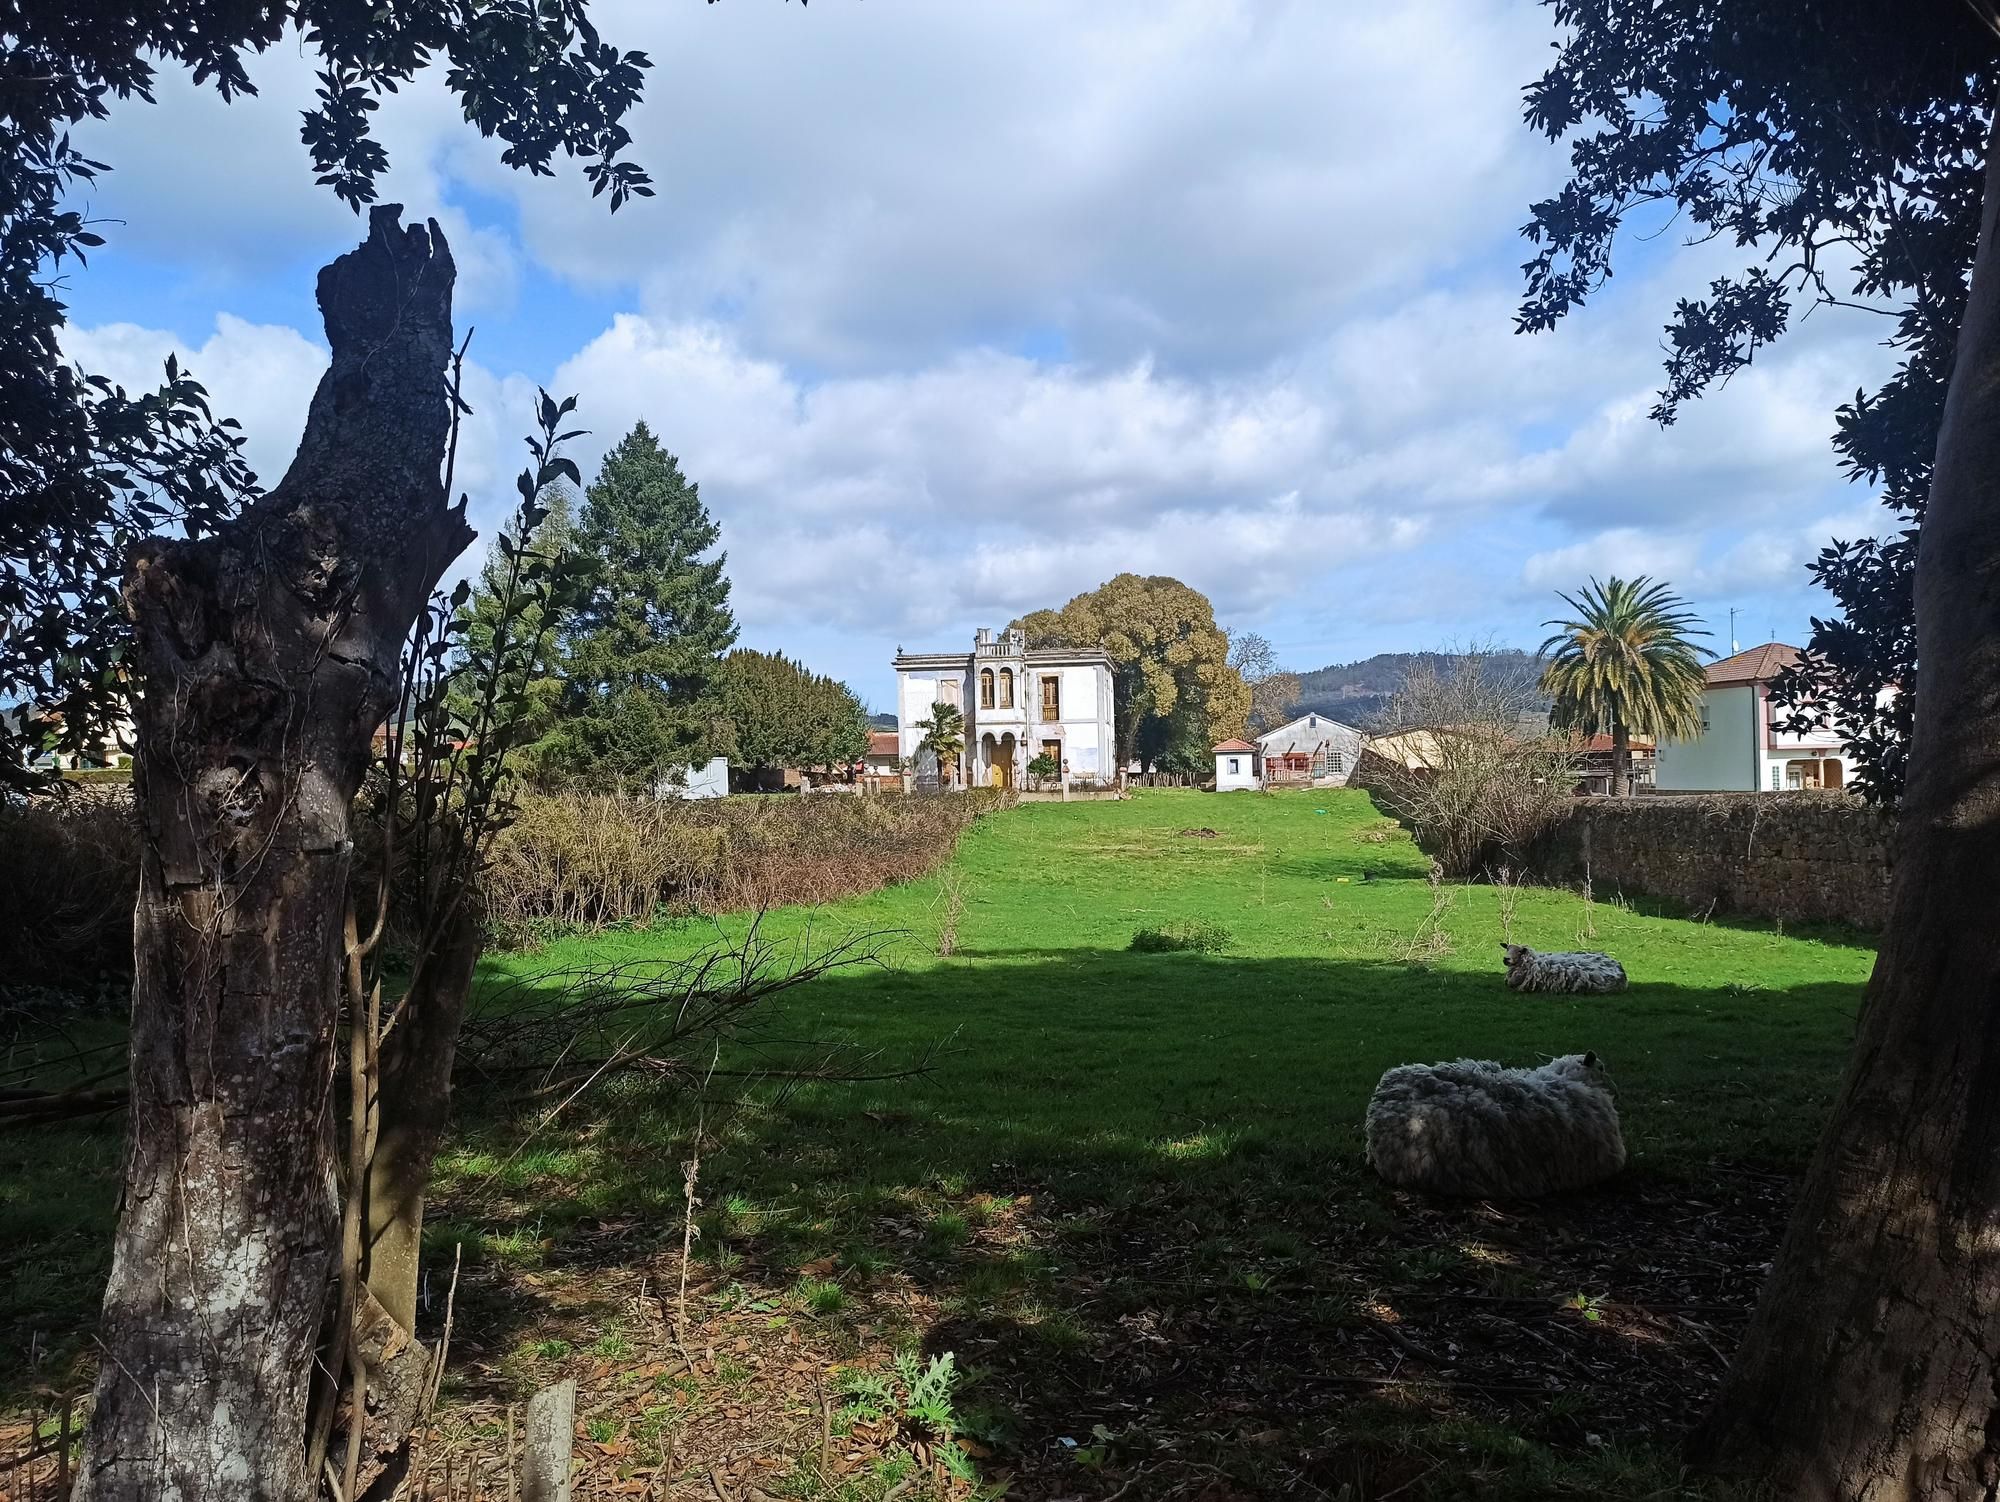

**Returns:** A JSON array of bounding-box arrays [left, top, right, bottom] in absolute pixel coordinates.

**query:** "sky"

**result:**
[[60, 0, 1901, 715]]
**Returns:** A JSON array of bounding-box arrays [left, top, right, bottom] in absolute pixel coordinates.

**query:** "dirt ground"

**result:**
[[10, 1161, 1781, 1502]]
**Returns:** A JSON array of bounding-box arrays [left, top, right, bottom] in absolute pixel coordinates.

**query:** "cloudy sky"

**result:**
[[63, 0, 1897, 712]]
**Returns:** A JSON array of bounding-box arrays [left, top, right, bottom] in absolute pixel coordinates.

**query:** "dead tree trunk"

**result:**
[[1693, 115, 2000, 1498], [77, 207, 469, 1502]]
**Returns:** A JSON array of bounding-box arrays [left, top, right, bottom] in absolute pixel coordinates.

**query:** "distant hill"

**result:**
[[869, 711, 898, 730], [1288, 649, 1547, 729]]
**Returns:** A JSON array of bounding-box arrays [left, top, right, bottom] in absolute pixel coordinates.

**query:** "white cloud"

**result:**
[[51, 0, 1918, 697], [549, 316, 1378, 632], [500, 0, 1556, 372], [60, 313, 535, 576], [69, 46, 525, 319], [62, 314, 329, 489]]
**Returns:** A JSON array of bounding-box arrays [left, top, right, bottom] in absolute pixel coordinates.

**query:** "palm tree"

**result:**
[[914, 700, 966, 788], [1539, 576, 1712, 797]]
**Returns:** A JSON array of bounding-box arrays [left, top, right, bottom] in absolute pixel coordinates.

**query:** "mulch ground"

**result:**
[[0, 1166, 1791, 1502]]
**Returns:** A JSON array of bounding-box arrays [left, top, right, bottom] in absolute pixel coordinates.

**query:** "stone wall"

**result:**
[[1533, 792, 1893, 930]]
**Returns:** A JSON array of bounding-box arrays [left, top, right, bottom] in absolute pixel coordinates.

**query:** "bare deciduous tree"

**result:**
[[1361, 646, 1576, 878]]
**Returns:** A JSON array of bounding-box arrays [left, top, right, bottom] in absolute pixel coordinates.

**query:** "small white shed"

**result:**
[[655, 756, 730, 800], [1213, 738, 1260, 791]]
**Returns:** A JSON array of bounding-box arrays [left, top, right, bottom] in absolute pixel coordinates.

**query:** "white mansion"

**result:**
[[894, 628, 1116, 788]]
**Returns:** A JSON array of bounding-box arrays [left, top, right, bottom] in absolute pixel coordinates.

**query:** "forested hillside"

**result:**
[[1290, 649, 1545, 726]]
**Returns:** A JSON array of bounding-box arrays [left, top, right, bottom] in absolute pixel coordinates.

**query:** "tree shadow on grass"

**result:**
[[403, 947, 1857, 1499], [0, 939, 1859, 1492]]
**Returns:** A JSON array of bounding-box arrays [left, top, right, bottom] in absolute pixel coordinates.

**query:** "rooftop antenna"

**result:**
[[1727, 607, 1741, 655]]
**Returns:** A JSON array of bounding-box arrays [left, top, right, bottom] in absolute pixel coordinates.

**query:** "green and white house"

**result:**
[[1653, 643, 1856, 793]]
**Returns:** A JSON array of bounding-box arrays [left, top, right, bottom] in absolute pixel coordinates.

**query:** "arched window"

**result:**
[[980, 668, 995, 709], [998, 668, 1014, 708]]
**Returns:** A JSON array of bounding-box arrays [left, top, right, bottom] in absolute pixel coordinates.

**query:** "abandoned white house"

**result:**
[[1256, 712, 1364, 787], [893, 628, 1116, 788]]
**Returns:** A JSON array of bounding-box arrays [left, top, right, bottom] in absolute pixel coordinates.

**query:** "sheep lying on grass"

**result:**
[[1365, 1052, 1626, 1198], [1501, 942, 1627, 994]]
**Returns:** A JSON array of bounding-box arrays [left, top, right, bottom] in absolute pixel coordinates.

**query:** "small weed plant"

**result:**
[[834, 1350, 979, 1484]]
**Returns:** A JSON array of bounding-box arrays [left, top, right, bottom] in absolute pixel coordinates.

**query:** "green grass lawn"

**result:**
[[2, 789, 1873, 1499], [431, 789, 1866, 1500], [478, 786, 1866, 1182]]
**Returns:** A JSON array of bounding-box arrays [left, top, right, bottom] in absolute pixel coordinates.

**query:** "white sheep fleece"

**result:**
[[1365, 1052, 1627, 1198], [1501, 942, 1628, 994]]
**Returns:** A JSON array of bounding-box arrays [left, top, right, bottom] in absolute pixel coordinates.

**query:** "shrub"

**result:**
[[484, 788, 1009, 940], [1358, 647, 1578, 877], [1129, 918, 1232, 954], [1, 782, 1010, 971], [0, 789, 141, 1002]]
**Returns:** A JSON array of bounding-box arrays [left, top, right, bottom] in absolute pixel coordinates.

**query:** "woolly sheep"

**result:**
[[1501, 942, 1627, 994], [1365, 1052, 1626, 1198]]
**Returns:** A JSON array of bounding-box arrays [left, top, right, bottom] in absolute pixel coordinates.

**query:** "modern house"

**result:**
[[1212, 738, 1260, 791], [893, 627, 1117, 789], [1256, 712, 1364, 787], [1653, 643, 1853, 793]]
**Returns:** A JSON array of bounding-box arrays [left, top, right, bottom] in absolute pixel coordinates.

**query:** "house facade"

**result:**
[[1576, 733, 1657, 796], [894, 627, 1117, 789], [1654, 643, 1853, 793], [1212, 738, 1260, 791], [1256, 712, 1364, 787], [863, 731, 901, 777]]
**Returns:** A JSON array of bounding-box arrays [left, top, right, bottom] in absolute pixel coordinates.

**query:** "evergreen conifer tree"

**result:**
[[544, 423, 737, 786]]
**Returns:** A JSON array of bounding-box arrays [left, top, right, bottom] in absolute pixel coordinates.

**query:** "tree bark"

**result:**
[[1610, 718, 1631, 797], [77, 207, 468, 1502], [1693, 114, 2000, 1499]]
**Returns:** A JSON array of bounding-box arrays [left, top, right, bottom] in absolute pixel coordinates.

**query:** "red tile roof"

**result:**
[[1582, 733, 1656, 753], [868, 731, 900, 757], [1705, 642, 1801, 686], [1212, 738, 1258, 753]]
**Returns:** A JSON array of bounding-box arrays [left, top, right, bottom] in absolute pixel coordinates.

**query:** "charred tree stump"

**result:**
[[76, 207, 470, 1502]]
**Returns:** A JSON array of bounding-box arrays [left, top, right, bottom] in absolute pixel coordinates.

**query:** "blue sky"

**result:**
[[61, 0, 1896, 714]]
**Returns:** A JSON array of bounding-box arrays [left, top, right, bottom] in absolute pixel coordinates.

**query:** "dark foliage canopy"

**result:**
[[717, 648, 870, 776], [1520, 0, 1998, 801], [1, 0, 655, 784]]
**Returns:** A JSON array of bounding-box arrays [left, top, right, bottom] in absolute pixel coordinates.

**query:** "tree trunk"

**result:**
[[78, 207, 468, 1502], [1610, 719, 1631, 797], [1693, 115, 2000, 1499]]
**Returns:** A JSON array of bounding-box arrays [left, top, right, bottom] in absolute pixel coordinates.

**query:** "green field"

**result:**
[[481, 785, 1869, 1176], [2, 789, 1873, 1498]]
